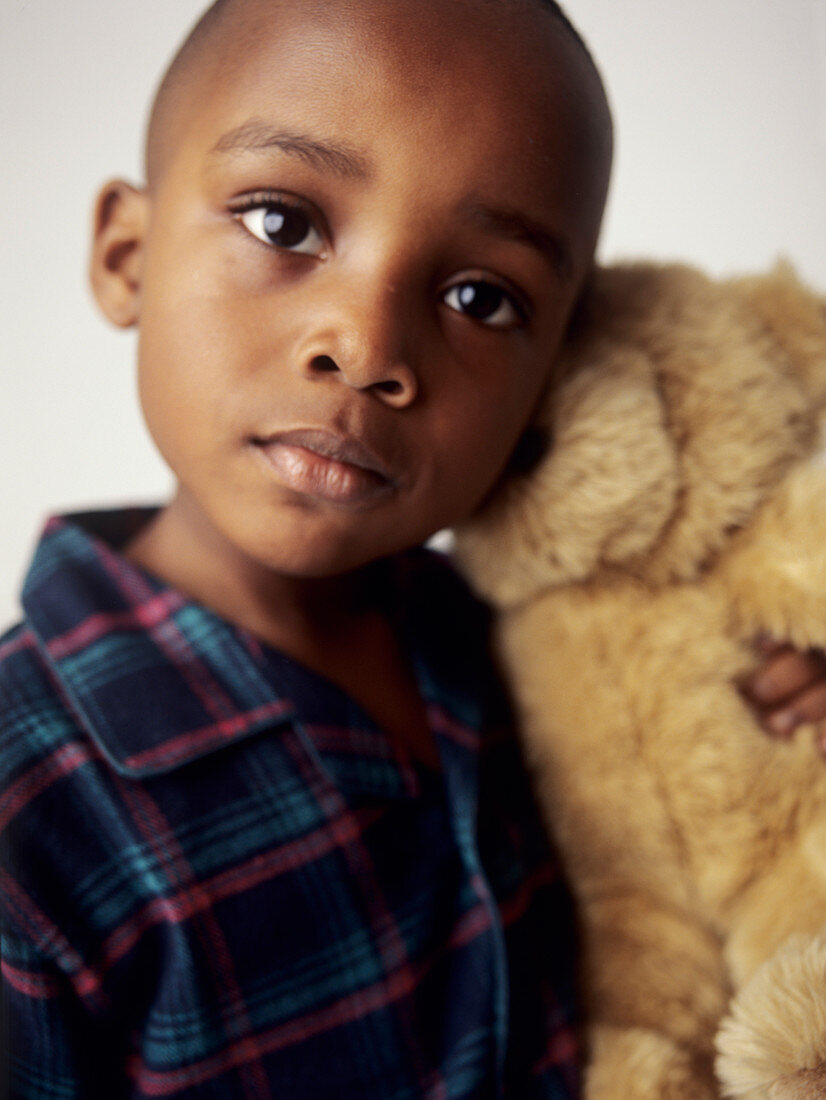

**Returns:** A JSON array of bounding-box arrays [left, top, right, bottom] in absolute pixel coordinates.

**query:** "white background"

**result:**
[[1, 0, 825, 626]]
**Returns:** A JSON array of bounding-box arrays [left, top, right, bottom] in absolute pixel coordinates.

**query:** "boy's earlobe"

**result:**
[[89, 180, 150, 328]]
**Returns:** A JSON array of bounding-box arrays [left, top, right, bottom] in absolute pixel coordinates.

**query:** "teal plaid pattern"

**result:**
[[1, 511, 580, 1098]]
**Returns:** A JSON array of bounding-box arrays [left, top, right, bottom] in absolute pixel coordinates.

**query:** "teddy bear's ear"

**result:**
[[728, 262, 826, 411], [628, 262, 826, 585], [454, 333, 680, 609]]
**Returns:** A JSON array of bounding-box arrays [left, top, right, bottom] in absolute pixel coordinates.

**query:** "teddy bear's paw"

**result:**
[[586, 1024, 717, 1100], [767, 1062, 826, 1100], [716, 932, 826, 1099]]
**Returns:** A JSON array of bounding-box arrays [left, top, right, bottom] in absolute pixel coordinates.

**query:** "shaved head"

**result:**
[[144, 0, 612, 194], [144, 0, 238, 187]]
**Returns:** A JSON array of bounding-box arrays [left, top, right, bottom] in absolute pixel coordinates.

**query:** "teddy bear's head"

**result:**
[[454, 262, 826, 610]]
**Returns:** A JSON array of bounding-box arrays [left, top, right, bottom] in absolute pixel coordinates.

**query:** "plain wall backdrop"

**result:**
[[2, 0, 826, 626]]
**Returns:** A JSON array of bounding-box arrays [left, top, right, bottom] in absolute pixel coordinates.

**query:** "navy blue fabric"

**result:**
[[1, 510, 580, 1098]]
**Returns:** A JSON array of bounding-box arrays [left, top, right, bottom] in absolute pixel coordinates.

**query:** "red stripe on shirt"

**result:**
[[126, 904, 492, 1096], [0, 741, 98, 832], [121, 698, 293, 772], [45, 592, 186, 660], [1, 959, 61, 999], [98, 806, 386, 975]]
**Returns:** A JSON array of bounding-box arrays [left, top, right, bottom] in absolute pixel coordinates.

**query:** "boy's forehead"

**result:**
[[146, 0, 611, 208]]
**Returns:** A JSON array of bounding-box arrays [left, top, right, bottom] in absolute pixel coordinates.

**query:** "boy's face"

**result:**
[[94, 0, 609, 579]]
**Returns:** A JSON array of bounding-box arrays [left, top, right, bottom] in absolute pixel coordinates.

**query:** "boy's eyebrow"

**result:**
[[466, 202, 574, 282], [208, 121, 372, 180], [207, 123, 571, 277]]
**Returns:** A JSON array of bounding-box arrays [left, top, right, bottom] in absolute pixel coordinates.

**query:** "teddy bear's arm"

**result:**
[[587, 1025, 719, 1100], [497, 586, 738, 1098], [579, 888, 729, 1099]]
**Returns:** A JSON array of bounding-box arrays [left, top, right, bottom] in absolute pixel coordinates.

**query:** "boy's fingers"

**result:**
[[743, 646, 826, 707], [763, 683, 826, 739], [751, 633, 785, 658]]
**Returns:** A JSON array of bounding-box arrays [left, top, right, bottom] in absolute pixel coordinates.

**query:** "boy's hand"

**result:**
[[740, 638, 826, 752]]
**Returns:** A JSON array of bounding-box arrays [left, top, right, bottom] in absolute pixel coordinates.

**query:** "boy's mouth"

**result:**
[[250, 428, 397, 506]]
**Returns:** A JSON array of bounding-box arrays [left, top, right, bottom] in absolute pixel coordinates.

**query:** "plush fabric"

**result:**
[[456, 262, 826, 1100]]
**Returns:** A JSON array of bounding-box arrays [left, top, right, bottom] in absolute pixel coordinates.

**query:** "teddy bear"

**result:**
[[453, 260, 826, 1100]]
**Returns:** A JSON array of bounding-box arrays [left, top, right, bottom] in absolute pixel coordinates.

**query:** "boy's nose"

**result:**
[[296, 285, 419, 409], [305, 351, 418, 408]]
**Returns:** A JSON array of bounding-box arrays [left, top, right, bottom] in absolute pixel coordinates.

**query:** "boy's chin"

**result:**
[[237, 522, 405, 581]]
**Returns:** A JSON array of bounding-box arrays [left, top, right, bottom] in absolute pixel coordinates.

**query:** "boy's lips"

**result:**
[[250, 428, 398, 506]]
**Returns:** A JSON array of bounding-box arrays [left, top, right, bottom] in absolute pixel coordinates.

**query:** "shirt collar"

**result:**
[[22, 510, 295, 779], [21, 510, 488, 785]]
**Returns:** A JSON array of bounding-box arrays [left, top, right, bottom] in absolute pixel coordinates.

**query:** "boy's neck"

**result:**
[[124, 496, 439, 770], [124, 496, 388, 651]]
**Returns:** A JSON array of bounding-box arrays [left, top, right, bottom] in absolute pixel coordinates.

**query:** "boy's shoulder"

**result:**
[[0, 617, 85, 785], [0, 508, 298, 787], [0, 512, 500, 791], [0, 509, 158, 774]]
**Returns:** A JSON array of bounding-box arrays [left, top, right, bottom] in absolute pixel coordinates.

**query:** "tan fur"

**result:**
[[454, 262, 826, 1099]]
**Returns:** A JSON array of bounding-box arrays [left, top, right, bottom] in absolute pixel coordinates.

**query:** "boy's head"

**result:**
[[90, 0, 612, 581], [141, 0, 606, 192]]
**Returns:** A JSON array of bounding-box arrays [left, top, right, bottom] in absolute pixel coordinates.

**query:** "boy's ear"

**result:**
[[89, 180, 150, 328]]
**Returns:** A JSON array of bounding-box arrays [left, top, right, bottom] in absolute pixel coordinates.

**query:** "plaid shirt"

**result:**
[[1, 510, 580, 1099]]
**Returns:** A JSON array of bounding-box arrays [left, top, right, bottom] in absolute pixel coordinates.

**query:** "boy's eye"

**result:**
[[443, 281, 525, 328], [236, 200, 325, 256]]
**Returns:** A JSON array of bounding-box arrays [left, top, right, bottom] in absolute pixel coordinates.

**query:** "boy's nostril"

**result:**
[[377, 379, 403, 396], [310, 354, 339, 373]]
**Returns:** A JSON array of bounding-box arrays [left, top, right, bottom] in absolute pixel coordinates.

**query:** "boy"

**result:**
[[2, 0, 825, 1096]]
